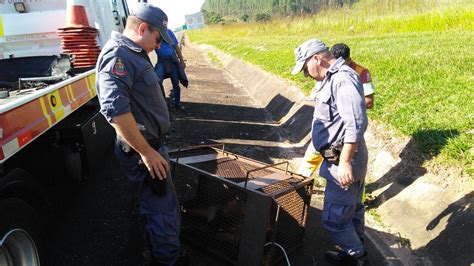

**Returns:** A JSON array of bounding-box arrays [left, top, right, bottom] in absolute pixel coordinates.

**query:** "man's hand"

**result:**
[[365, 94, 374, 109], [337, 161, 354, 188], [337, 142, 357, 188], [140, 147, 169, 180], [111, 113, 169, 180], [175, 45, 186, 69]]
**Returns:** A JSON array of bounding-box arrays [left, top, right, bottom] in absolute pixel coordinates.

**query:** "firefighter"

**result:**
[[95, 3, 181, 265]]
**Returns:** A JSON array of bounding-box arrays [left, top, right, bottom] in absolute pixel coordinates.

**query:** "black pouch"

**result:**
[[139, 159, 167, 196], [145, 176, 167, 196], [321, 143, 342, 165]]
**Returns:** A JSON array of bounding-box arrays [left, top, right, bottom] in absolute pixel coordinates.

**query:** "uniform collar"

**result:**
[[111, 31, 143, 53], [327, 57, 346, 74], [318, 57, 346, 91]]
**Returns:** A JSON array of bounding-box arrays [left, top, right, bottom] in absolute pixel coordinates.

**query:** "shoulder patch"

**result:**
[[112, 58, 127, 77]]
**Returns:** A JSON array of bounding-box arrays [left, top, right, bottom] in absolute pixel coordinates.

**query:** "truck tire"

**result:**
[[0, 198, 41, 266]]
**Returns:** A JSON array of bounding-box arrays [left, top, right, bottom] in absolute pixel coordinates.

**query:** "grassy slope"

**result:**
[[189, 1, 474, 172]]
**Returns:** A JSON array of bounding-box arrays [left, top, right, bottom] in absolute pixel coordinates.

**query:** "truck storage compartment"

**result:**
[[170, 146, 313, 265], [53, 99, 115, 176]]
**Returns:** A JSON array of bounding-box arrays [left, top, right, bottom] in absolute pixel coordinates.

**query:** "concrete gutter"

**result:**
[[197, 44, 314, 146], [193, 43, 410, 265]]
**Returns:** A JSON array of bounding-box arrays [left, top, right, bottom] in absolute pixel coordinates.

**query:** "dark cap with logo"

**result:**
[[130, 3, 174, 45]]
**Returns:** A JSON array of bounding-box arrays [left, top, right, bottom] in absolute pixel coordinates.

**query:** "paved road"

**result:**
[[43, 44, 383, 265]]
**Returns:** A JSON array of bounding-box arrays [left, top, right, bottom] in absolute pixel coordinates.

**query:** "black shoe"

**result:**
[[173, 105, 185, 111], [175, 248, 191, 266], [325, 251, 370, 266], [354, 252, 370, 266], [325, 250, 355, 265]]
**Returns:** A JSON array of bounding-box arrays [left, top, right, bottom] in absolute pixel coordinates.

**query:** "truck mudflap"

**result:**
[[0, 70, 97, 163]]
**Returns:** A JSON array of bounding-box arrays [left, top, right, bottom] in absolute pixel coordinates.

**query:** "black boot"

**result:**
[[325, 251, 370, 266], [353, 252, 370, 266], [175, 247, 191, 266], [325, 250, 356, 265]]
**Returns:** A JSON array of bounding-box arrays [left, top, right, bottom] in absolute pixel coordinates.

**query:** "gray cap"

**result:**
[[291, 39, 328, 75], [130, 3, 174, 45]]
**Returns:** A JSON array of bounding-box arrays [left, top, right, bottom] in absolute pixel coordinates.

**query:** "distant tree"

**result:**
[[201, 0, 357, 21], [289, 0, 297, 14], [203, 10, 224, 24], [303, 5, 311, 13], [241, 14, 250, 22], [255, 12, 272, 22], [201, 8, 211, 24]]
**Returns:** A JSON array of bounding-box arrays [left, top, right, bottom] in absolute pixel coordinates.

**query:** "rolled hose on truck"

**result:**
[[0, 198, 41, 266]]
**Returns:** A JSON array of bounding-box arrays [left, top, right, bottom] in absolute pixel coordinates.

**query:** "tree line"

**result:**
[[202, 0, 357, 23]]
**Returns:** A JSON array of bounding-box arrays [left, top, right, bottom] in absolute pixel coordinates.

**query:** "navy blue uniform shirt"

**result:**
[[96, 31, 170, 140]]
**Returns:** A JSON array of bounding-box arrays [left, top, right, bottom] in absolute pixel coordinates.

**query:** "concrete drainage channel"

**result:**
[[192, 43, 408, 265]]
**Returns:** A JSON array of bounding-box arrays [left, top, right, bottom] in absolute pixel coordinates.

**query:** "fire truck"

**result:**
[[0, 1, 130, 264]]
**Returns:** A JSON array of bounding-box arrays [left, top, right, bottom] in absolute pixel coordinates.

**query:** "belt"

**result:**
[[117, 135, 168, 155], [147, 135, 168, 149]]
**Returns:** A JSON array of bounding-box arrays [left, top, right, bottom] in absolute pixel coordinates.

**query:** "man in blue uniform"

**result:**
[[292, 39, 370, 265], [155, 29, 186, 111], [95, 3, 181, 265]]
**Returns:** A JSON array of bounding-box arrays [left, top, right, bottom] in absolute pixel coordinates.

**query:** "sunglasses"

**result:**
[[147, 24, 162, 45], [155, 32, 162, 44]]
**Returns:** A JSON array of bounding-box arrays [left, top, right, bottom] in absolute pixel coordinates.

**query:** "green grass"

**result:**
[[207, 52, 223, 68], [368, 208, 385, 227], [188, 1, 474, 172]]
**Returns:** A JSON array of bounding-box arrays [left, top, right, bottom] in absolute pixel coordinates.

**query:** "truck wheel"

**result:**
[[0, 198, 41, 266]]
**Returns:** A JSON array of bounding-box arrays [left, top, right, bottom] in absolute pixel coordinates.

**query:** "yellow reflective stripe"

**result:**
[[67, 84, 76, 101], [65, 84, 72, 102], [0, 16, 4, 37], [49, 90, 65, 121], [86, 74, 97, 97], [39, 97, 53, 126], [83, 76, 91, 98]]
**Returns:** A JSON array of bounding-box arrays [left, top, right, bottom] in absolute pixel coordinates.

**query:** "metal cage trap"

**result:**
[[169, 144, 313, 265]]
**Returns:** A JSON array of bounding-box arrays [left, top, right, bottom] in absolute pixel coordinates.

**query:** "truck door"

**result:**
[[114, 0, 130, 29], [87, 0, 128, 47]]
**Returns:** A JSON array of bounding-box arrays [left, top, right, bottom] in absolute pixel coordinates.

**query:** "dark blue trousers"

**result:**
[[115, 143, 181, 265], [155, 60, 181, 108], [322, 180, 365, 257]]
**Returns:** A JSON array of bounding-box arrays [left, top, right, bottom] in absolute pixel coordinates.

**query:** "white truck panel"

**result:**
[[0, 0, 66, 14], [0, 10, 66, 36], [0, 0, 127, 58], [0, 10, 65, 58]]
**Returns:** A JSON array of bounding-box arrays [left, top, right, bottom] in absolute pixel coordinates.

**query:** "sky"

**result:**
[[127, 0, 205, 29]]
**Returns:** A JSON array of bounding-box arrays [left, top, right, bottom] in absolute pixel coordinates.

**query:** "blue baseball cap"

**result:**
[[130, 3, 174, 45], [291, 39, 328, 75]]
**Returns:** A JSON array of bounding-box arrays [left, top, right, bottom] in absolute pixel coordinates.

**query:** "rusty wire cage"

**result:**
[[170, 145, 313, 265]]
